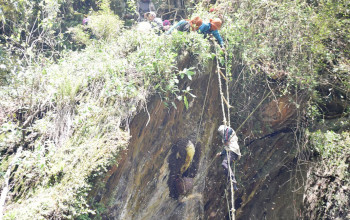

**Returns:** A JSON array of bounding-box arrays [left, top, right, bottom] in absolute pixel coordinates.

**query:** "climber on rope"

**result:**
[[217, 125, 241, 191], [198, 18, 225, 50], [165, 16, 203, 34]]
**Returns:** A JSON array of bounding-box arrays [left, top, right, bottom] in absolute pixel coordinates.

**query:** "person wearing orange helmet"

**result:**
[[166, 16, 203, 34], [198, 18, 225, 48]]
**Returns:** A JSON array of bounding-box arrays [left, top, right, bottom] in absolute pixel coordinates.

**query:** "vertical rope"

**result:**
[[225, 52, 230, 126], [216, 44, 235, 220], [216, 46, 227, 126], [195, 66, 212, 146], [227, 151, 235, 220], [225, 51, 235, 220], [225, 188, 232, 220]]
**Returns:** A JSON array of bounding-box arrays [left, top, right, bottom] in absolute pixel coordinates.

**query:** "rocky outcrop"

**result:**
[[92, 63, 309, 219]]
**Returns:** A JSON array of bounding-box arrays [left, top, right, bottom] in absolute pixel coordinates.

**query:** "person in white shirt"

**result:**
[[217, 125, 241, 191]]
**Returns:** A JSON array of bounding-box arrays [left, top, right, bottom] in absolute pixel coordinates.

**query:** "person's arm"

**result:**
[[166, 20, 186, 34], [212, 30, 224, 47]]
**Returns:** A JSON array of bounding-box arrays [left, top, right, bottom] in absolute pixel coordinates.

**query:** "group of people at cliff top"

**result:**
[[136, 0, 225, 49]]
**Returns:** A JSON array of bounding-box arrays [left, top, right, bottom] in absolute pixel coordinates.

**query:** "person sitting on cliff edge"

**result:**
[[217, 125, 241, 191]]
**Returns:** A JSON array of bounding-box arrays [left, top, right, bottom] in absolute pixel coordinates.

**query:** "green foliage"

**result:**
[[208, 0, 350, 122], [309, 130, 350, 161], [0, 0, 69, 69], [88, 4, 124, 40], [1, 41, 134, 218], [68, 1, 124, 45], [68, 25, 91, 47]]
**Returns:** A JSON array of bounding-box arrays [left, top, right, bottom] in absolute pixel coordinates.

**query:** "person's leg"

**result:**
[[221, 151, 236, 182], [229, 152, 239, 191], [227, 152, 236, 183], [221, 152, 229, 176]]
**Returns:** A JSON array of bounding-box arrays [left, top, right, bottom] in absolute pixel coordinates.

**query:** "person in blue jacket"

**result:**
[[166, 16, 203, 35], [198, 18, 225, 49]]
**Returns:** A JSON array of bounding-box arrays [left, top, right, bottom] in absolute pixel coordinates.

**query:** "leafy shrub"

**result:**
[[309, 130, 350, 162], [88, 13, 124, 41]]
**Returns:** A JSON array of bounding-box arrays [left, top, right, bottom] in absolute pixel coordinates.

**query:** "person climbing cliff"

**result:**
[[198, 18, 225, 49], [136, 0, 156, 22], [217, 125, 241, 191], [165, 16, 203, 34]]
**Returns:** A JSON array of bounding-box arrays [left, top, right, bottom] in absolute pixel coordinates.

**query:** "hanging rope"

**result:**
[[225, 188, 232, 220], [195, 41, 272, 219], [216, 47, 227, 126], [227, 151, 235, 219], [191, 43, 272, 220], [192, 62, 215, 190], [225, 52, 231, 126], [192, 46, 233, 188], [195, 65, 212, 147], [215, 45, 236, 220]]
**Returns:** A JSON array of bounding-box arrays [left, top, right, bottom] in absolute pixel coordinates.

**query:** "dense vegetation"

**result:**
[[0, 0, 349, 219]]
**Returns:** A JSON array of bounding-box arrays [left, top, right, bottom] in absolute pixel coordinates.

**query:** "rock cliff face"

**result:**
[[303, 156, 350, 220], [94, 62, 308, 219]]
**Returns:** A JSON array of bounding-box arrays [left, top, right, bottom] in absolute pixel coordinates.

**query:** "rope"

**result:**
[[225, 52, 231, 126], [191, 47, 232, 189], [197, 42, 271, 219], [216, 47, 227, 126], [194, 68, 271, 219], [195, 62, 212, 147], [192, 61, 214, 188], [226, 151, 235, 219], [192, 154, 219, 188], [225, 188, 232, 220], [216, 46, 235, 220], [218, 68, 228, 81]]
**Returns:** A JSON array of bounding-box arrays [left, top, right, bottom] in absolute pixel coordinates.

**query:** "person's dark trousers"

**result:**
[[221, 150, 239, 190]]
